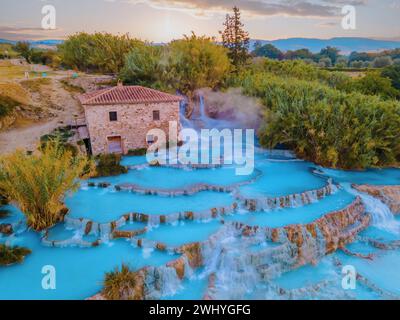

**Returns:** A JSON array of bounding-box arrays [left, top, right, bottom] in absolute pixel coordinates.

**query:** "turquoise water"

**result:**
[[141, 220, 223, 247], [65, 187, 234, 223], [90, 165, 255, 189], [1, 149, 400, 300], [0, 231, 178, 300], [224, 189, 355, 228], [318, 167, 400, 185], [239, 160, 327, 197]]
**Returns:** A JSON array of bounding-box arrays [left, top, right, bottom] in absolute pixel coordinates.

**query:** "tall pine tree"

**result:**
[[220, 6, 250, 69]]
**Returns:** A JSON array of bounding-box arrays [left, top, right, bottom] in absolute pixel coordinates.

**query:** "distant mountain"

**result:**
[[0, 38, 63, 47], [0, 38, 16, 45], [250, 37, 400, 54]]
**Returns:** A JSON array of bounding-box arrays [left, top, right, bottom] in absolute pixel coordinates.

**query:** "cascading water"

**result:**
[[344, 183, 400, 234]]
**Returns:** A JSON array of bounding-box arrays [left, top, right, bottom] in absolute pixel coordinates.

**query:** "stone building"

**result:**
[[79, 84, 182, 155]]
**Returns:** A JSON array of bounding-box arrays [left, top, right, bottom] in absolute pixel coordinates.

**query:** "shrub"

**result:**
[[103, 264, 137, 300], [0, 244, 31, 266], [239, 72, 400, 169], [127, 148, 147, 156], [0, 139, 95, 231], [372, 56, 393, 68], [0, 95, 19, 118], [60, 32, 142, 74], [95, 154, 128, 177], [382, 64, 400, 90]]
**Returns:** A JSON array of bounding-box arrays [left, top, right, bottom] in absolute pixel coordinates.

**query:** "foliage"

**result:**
[[0, 95, 19, 118], [122, 34, 230, 96], [220, 6, 250, 69], [286, 48, 315, 61], [318, 57, 332, 68], [0, 140, 95, 231], [29, 49, 61, 68], [120, 44, 168, 90], [60, 80, 85, 93], [372, 56, 393, 68], [241, 58, 352, 90], [0, 244, 31, 266], [319, 46, 340, 65], [349, 71, 400, 100], [14, 41, 32, 62], [60, 32, 142, 73], [127, 148, 147, 156], [0, 190, 8, 206], [95, 154, 128, 177], [0, 43, 18, 59], [252, 43, 283, 60], [237, 58, 399, 100], [382, 64, 400, 90], [166, 33, 231, 97], [103, 264, 137, 300], [237, 71, 400, 169]]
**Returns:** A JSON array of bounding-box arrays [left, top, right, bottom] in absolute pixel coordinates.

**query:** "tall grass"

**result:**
[[103, 264, 137, 300], [239, 72, 400, 169], [0, 140, 95, 231]]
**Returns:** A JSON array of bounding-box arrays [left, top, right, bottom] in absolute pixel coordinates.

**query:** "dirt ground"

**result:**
[[0, 59, 113, 154]]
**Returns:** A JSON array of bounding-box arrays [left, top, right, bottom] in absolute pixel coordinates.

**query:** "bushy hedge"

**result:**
[[95, 154, 128, 177], [240, 72, 400, 169]]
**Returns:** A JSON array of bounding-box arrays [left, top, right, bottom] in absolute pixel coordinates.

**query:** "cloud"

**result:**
[[0, 26, 63, 40], [123, 0, 368, 18]]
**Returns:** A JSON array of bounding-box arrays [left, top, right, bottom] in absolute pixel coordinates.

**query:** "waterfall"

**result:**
[[345, 184, 400, 234], [200, 225, 263, 299], [198, 95, 206, 121]]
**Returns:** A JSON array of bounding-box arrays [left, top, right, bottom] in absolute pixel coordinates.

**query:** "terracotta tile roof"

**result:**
[[79, 85, 183, 106]]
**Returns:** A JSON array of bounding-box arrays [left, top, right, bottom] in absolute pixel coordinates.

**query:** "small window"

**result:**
[[147, 134, 155, 144], [109, 111, 117, 122], [153, 110, 160, 121]]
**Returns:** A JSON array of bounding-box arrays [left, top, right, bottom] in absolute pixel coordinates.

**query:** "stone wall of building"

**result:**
[[83, 101, 180, 155]]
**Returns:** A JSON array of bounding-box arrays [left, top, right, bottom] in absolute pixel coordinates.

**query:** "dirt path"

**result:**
[[0, 78, 83, 154]]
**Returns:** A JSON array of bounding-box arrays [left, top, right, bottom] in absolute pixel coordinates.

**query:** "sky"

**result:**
[[0, 0, 400, 42]]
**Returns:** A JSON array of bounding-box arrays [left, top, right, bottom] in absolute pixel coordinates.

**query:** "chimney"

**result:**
[[117, 79, 123, 87]]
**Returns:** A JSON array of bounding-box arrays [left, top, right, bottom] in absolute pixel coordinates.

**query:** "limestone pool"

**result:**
[[1, 149, 400, 300]]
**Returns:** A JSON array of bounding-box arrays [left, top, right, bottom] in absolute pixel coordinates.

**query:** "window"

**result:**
[[153, 110, 160, 121], [109, 111, 117, 122], [147, 134, 155, 144]]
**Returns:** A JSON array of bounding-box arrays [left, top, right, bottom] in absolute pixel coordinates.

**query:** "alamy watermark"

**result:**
[[342, 5, 356, 30], [41, 4, 56, 30], [145, 122, 255, 176], [341, 265, 357, 290], [41, 265, 56, 290]]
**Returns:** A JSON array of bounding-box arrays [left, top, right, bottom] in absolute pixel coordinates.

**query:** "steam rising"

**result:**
[[197, 88, 263, 130]]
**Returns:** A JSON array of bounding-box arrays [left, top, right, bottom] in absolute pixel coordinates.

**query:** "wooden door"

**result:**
[[108, 136, 122, 154]]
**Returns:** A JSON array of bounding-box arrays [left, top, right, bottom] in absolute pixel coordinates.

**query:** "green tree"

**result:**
[[167, 33, 231, 98], [382, 64, 400, 90], [220, 6, 250, 69], [372, 56, 393, 68], [318, 57, 332, 68], [319, 46, 340, 65], [284, 49, 314, 61], [14, 41, 32, 63], [120, 44, 167, 89], [60, 32, 141, 73], [252, 44, 283, 60], [335, 56, 349, 68]]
